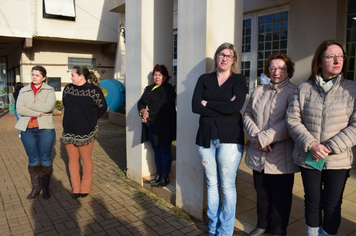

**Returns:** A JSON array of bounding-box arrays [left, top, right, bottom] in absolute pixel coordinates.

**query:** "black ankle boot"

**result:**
[[27, 165, 42, 200], [149, 174, 162, 184], [157, 173, 169, 187]]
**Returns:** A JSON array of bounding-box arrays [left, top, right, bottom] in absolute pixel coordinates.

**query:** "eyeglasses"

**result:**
[[322, 54, 346, 62], [218, 53, 234, 61], [268, 67, 287, 73]]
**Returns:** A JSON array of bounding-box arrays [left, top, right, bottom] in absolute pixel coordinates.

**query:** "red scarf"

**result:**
[[29, 83, 42, 122]]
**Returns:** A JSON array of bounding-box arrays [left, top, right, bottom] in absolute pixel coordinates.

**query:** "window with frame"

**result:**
[[47, 77, 61, 91], [241, 7, 289, 94], [257, 11, 288, 81], [242, 19, 251, 53], [172, 31, 177, 90], [241, 61, 250, 93], [346, 0, 356, 81], [68, 57, 96, 70]]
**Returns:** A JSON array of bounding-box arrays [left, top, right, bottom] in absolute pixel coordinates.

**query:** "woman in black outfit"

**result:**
[[137, 64, 177, 187], [192, 43, 247, 236]]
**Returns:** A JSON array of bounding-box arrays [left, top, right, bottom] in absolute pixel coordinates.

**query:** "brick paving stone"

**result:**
[[141, 228, 159, 236], [169, 220, 185, 230], [151, 222, 172, 231], [150, 215, 165, 225], [171, 231, 186, 236], [0, 112, 213, 236], [115, 225, 132, 235], [58, 228, 83, 236], [106, 228, 121, 236], [186, 229, 206, 236], [88, 222, 104, 233], [142, 217, 158, 227], [180, 225, 199, 234], [157, 225, 177, 235], [136, 212, 155, 220]]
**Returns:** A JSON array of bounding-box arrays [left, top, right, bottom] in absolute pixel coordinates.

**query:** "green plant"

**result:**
[[54, 100, 63, 111]]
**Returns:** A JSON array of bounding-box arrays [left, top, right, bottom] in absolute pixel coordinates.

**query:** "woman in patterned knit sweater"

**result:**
[[62, 65, 107, 199]]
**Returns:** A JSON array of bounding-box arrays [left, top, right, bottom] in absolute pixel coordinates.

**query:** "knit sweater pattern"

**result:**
[[62, 83, 107, 146]]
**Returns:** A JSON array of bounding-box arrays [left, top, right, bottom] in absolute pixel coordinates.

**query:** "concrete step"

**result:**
[[142, 161, 176, 205]]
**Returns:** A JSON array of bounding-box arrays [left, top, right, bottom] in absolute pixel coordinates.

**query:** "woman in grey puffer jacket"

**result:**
[[244, 52, 299, 236], [286, 40, 356, 236]]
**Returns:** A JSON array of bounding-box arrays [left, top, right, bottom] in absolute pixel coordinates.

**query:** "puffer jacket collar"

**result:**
[[267, 77, 290, 90]]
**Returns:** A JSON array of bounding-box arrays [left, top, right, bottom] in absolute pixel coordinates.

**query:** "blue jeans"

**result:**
[[198, 140, 244, 236], [145, 121, 172, 174], [21, 128, 56, 166]]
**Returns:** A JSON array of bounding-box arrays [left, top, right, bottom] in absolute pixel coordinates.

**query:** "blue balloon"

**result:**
[[99, 79, 126, 112]]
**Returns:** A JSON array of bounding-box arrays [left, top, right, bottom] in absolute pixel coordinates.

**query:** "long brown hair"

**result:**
[[308, 40, 346, 81], [72, 65, 103, 90]]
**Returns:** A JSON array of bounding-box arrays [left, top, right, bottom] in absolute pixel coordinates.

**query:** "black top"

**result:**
[[62, 82, 107, 146], [13, 90, 19, 109], [192, 72, 247, 148], [137, 81, 177, 145]]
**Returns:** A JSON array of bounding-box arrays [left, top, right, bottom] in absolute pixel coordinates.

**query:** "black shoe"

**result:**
[[149, 174, 162, 184], [72, 193, 80, 199], [80, 194, 88, 198], [249, 228, 266, 236], [157, 173, 169, 187]]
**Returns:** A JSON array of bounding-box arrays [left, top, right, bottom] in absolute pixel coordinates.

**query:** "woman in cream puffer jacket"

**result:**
[[286, 40, 356, 236], [243, 53, 299, 236]]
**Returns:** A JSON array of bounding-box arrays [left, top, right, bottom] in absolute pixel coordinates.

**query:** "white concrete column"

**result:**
[[176, 0, 242, 221], [114, 13, 126, 85], [125, 0, 173, 185]]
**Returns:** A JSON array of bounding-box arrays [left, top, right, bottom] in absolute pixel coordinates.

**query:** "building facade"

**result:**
[[0, 0, 120, 100]]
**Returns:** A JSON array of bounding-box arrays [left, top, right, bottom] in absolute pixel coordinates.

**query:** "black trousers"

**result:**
[[300, 167, 350, 235], [253, 170, 294, 235]]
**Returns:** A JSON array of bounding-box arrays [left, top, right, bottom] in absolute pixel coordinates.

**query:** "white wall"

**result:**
[[19, 40, 115, 100], [0, 0, 119, 43], [288, 0, 348, 85]]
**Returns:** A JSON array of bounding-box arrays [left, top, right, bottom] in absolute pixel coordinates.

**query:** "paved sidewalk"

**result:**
[[0, 110, 247, 236]]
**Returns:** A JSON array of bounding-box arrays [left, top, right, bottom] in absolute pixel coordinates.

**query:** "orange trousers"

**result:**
[[65, 141, 95, 194]]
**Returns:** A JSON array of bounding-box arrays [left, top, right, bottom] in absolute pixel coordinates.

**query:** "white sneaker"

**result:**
[[19, 134, 21, 138]]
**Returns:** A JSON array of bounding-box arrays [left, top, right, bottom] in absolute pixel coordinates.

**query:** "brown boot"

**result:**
[[26, 165, 41, 199], [41, 165, 53, 199]]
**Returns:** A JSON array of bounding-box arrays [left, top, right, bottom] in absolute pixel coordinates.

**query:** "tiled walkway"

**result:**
[[1, 109, 355, 235], [0, 111, 213, 236]]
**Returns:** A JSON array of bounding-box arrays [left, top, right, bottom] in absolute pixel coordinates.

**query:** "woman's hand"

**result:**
[[140, 108, 149, 119], [310, 142, 330, 161], [201, 100, 207, 107], [40, 112, 50, 116], [251, 134, 273, 152]]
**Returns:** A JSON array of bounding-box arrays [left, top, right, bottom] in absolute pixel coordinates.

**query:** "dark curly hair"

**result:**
[[152, 64, 171, 82]]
